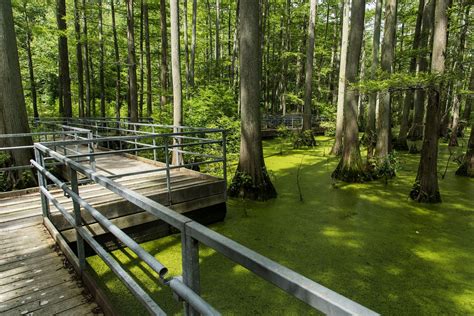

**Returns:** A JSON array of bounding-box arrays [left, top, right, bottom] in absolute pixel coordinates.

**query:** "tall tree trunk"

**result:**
[[331, 0, 350, 155], [56, 0, 72, 117], [183, 0, 190, 91], [229, 0, 276, 201], [332, 0, 367, 182], [396, 0, 424, 150], [0, 0, 34, 183], [160, 0, 169, 114], [170, 0, 183, 165], [449, 3, 469, 146], [127, 0, 138, 122], [215, 0, 221, 74], [139, 0, 144, 117], [410, 0, 447, 203], [456, 122, 474, 176], [190, 0, 197, 87], [462, 69, 474, 123], [144, 1, 152, 116], [375, 0, 397, 162], [99, 0, 105, 117], [407, 0, 435, 153], [111, 0, 121, 121], [302, 0, 317, 132], [82, 0, 91, 117], [73, 0, 84, 118], [23, 7, 38, 119], [231, 0, 240, 88]]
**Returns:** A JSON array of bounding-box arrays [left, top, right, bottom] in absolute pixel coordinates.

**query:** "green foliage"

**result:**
[[293, 130, 316, 149]]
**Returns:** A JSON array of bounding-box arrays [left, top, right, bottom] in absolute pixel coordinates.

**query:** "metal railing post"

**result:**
[[69, 167, 86, 271], [222, 131, 227, 200], [164, 138, 172, 204], [152, 126, 157, 161], [134, 124, 138, 156], [88, 131, 96, 171], [182, 226, 200, 316], [34, 147, 50, 218]]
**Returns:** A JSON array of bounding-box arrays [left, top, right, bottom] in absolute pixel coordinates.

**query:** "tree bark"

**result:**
[[331, 0, 350, 156], [98, 0, 105, 117], [139, 0, 144, 117], [190, 0, 197, 87], [170, 0, 183, 165], [127, 0, 138, 123], [448, 3, 469, 146], [0, 0, 34, 183], [302, 0, 317, 132], [396, 0, 424, 150], [183, 0, 190, 91], [144, 1, 152, 116], [82, 0, 91, 117], [215, 0, 221, 75], [410, 0, 447, 203], [375, 0, 397, 161], [229, 0, 276, 200], [23, 6, 39, 119], [407, 0, 435, 152], [462, 69, 474, 123], [160, 0, 169, 114], [332, 0, 368, 182], [111, 0, 121, 121], [73, 0, 84, 118], [456, 122, 474, 176], [56, 0, 72, 118]]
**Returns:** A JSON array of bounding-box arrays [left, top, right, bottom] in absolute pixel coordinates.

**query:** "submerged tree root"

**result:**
[[409, 182, 442, 203]]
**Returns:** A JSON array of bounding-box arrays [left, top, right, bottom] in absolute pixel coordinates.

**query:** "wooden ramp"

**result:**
[[0, 224, 101, 315], [0, 147, 226, 233]]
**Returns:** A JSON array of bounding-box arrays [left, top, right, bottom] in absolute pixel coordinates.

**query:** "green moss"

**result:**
[[88, 136, 474, 315]]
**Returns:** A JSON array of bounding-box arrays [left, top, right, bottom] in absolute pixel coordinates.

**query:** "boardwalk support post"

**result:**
[[182, 225, 201, 316], [70, 167, 86, 271]]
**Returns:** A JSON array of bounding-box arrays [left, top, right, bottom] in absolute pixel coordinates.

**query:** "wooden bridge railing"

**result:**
[[31, 141, 379, 316]]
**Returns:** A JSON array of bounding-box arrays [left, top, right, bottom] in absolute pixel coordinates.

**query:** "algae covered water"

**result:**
[[87, 137, 474, 315]]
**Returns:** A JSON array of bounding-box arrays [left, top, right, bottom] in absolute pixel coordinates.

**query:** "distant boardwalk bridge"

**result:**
[[261, 114, 326, 138], [0, 118, 377, 315]]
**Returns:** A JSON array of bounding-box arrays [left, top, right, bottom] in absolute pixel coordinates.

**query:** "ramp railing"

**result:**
[[31, 142, 378, 316], [0, 125, 93, 173]]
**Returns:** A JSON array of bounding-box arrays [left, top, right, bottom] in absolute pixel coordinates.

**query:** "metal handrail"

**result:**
[[32, 142, 378, 316]]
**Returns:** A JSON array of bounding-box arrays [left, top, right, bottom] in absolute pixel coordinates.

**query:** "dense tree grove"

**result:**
[[1, 0, 473, 200]]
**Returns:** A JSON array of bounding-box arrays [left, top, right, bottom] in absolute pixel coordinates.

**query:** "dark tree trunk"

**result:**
[[139, 0, 144, 117], [0, 0, 34, 183], [366, 0, 382, 159], [98, 0, 105, 117], [23, 8, 38, 119], [183, 0, 190, 91], [111, 0, 121, 121], [82, 0, 91, 117], [190, 0, 197, 87], [56, 0, 72, 117], [396, 0, 424, 150], [410, 0, 448, 203], [144, 1, 152, 116], [332, 0, 368, 182], [375, 0, 397, 162], [456, 122, 474, 176], [229, 0, 276, 201], [331, 0, 350, 156], [462, 69, 474, 124], [215, 0, 220, 74], [302, 0, 318, 132], [73, 0, 84, 118], [407, 0, 435, 153], [160, 0, 169, 115], [127, 0, 138, 122]]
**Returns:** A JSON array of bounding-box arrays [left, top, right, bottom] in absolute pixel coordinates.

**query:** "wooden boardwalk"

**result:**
[[0, 146, 225, 314], [0, 224, 101, 315]]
